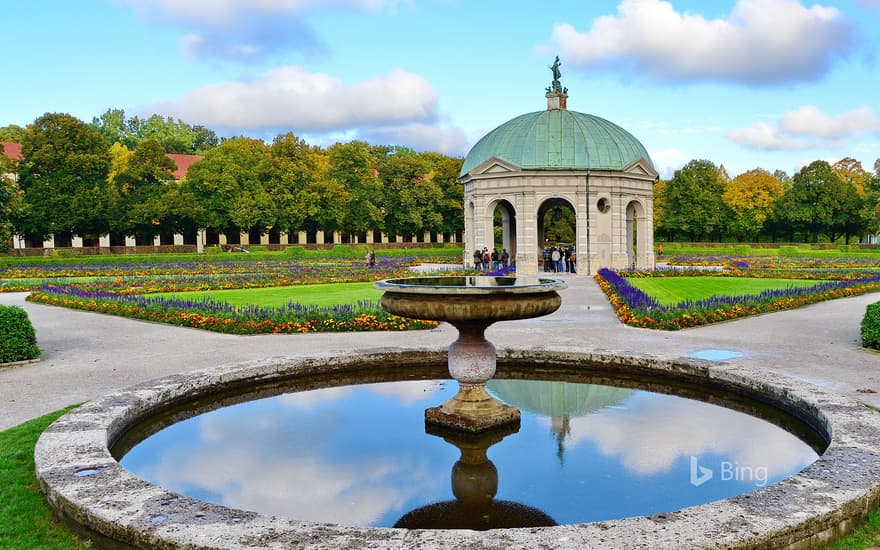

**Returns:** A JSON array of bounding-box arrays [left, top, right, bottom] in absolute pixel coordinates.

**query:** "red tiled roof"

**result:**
[[0, 143, 203, 179], [165, 153, 204, 179], [0, 141, 22, 161]]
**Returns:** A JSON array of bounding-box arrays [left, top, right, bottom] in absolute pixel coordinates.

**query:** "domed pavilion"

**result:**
[[460, 60, 658, 275]]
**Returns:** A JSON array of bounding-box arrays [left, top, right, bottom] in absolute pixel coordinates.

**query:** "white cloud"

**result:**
[[780, 105, 880, 138], [560, 394, 815, 477], [123, 0, 401, 59], [649, 147, 690, 178], [542, 0, 856, 84], [727, 105, 880, 151], [362, 123, 471, 156], [151, 66, 438, 133]]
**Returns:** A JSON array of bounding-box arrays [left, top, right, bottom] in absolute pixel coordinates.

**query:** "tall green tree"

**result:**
[[420, 151, 464, 235], [659, 159, 730, 241], [180, 137, 271, 235], [0, 147, 24, 252], [91, 109, 219, 154], [265, 133, 344, 235], [374, 147, 442, 238], [15, 113, 110, 243], [327, 141, 384, 236], [832, 157, 871, 243], [779, 160, 859, 242], [0, 124, 26, 142], [108, 139, 177, 243]]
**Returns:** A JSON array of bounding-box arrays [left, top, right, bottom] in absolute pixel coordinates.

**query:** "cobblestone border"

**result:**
[[35, 348, 880, 549]]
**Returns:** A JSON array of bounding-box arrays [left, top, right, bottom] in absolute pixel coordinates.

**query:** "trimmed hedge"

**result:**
[[862, 302, 880, 350], [0, 305, 40, 363]]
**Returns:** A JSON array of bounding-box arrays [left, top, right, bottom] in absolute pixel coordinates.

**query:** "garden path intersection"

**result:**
[[5, 275, 880, 549], [2, 275, 879, 430]]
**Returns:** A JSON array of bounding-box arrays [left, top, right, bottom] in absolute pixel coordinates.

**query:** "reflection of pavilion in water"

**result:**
[[487, 380, 635, 463]]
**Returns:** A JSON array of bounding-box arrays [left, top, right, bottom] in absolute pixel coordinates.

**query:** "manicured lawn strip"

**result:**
[[659, 243, 880, 259], [156, 282, 382, 308], [0, 406, 91, 550], [596, 268, 880, 330], [0, 246, 464, 269], [626, 277, 819, 306]]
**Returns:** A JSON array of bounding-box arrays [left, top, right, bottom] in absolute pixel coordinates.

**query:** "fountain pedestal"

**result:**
[[375, 276, 566, 433], [426, 320, 520, 431]]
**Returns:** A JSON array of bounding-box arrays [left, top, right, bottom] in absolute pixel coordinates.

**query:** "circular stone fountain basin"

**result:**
[[112, 370, 823, 529], [35, 349, 880, 549]]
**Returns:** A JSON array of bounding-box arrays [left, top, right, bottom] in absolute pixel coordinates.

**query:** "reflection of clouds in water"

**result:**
[[367, 380, 445, 405], [279, 386, 352, 409], [143, 416, 439, 525], [555, 395, 815, 477], [279, 380, 442, 408]]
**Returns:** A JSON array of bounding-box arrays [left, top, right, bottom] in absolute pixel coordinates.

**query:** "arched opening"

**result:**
[[489, 200, 516, 269], [537, 198, 576, 273], [626, 200, 647, 269]]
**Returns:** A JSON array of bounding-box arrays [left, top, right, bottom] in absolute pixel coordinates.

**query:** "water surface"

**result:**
[[118, 377, 820, 528]]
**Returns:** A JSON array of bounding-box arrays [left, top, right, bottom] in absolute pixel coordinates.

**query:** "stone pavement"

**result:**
[[2, 275, 879, 431]]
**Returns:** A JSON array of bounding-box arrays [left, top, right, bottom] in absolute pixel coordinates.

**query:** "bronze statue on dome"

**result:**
[[547, 56, 564, 94]]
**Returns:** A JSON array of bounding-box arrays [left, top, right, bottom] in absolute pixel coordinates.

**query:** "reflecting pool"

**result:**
[[117, 377, 821, 529]]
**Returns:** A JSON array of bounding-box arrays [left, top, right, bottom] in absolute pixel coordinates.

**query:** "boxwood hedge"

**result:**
[[0, 305, 40, 363], [862, 301, 880, 350]]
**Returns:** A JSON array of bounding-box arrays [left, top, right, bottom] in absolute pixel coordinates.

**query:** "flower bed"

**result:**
[[0, 258, 447, 292], [596, 268, 880, 330], [27, 285, 437, 334], [18, 258, 478, 334]]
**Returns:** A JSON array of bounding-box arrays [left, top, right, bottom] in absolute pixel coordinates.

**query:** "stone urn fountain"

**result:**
[[374, 276, 566, 432]]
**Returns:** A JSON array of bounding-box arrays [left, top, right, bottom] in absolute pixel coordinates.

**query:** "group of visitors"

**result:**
[[542, 245, 576, 273], [473, 246, 510, 270], [364, 250, 376, 267]]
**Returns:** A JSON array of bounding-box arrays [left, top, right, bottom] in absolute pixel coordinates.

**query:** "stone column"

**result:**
[[316, 230, 325, 244], [125, 236, 136, 247], [197, 229, 206, 253], [44, 236, 55, 248], [260, 233, 269, 245], [298, 231, 307, 244], [218, 233, 228, 246], [99, 234, 111, 248], [240, 232, 249, 246], [515, 190, 538, 275], [72, 236, 84, 248], [173, 233, 184, 245], [153, 235, 161, 246]]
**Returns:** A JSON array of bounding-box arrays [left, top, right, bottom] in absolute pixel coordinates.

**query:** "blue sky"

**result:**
[[4, 0, 880, 178]]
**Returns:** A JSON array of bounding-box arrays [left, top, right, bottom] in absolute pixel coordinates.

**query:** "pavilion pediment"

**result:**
[[469, 157, 521, 176], [623, 158, 658, 178]]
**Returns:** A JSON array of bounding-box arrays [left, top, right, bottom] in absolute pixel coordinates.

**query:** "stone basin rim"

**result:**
[[374, 276, 567, 295], [33, 348, 880, 549]]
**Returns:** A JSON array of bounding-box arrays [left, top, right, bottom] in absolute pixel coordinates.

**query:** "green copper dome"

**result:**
[[461, 109, 654, 176]]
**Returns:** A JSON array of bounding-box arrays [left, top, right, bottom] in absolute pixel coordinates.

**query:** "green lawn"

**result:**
[[626, 276, 821, 305], [156, 281, 383, 307], [0, 407, 91, 549]]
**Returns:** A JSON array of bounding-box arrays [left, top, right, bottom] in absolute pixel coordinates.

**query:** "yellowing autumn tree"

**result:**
[[722, 168, 784, 241]]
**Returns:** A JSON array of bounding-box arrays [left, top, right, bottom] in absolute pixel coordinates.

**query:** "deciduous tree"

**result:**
[[722, 168, 783, 241], [659, 159, 730, 241], [15, 113, 110, 243]]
